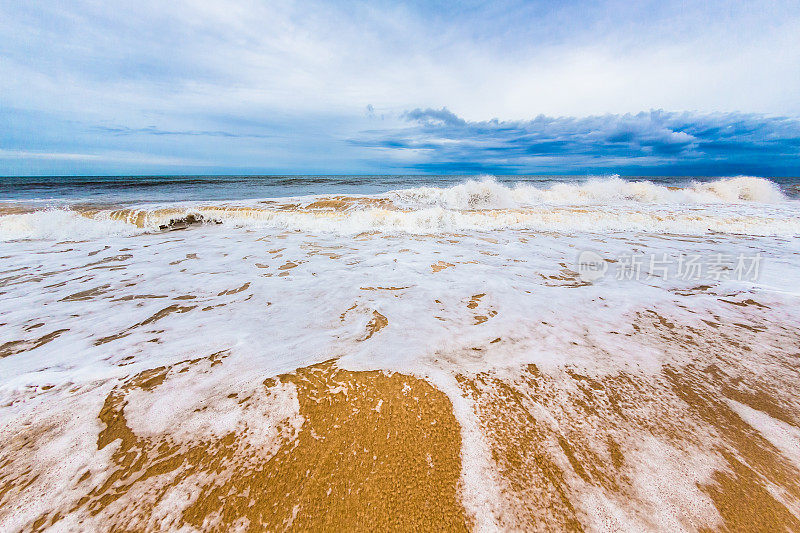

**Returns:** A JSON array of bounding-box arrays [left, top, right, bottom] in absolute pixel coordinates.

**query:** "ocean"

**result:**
[[3, 173, 800, 204], [2, 174, 800, 530]]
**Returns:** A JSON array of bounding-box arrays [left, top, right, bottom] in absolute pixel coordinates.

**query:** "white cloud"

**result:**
[[1, 1, 799, 173], [2, 0, 799, 121]]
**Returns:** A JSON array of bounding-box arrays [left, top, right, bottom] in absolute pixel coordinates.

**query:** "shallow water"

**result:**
[[2, 175, 800, 531]]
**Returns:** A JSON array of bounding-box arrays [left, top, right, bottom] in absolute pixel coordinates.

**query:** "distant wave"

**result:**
[[1, 176, 797, 240]]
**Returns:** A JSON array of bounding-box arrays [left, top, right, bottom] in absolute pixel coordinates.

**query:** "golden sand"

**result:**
[[447, 308, 800, 531], [94, 304, 197, 345], [10, 357, 467, 532], [454, 362, 800, 531], [463, 294, 497, 325], [465, 294, 485, 309], [539, 262, 592, 288], [60, 284, 113, 302], [3, 309, 800, 531], [431, 261, 455, 273], [217, 282, 251, 296], [0, 329, 70, 359], [360, 310, 389, 340]]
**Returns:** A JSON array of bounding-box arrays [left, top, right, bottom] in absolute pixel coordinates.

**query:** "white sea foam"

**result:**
[[726, 400, 800, 461], [2, 176, 800, 530], [389, 175, 788, 209], [0, 209, 142, 241]]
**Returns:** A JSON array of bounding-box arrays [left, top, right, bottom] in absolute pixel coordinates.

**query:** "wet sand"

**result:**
[[1, 357, 467, 531], [2, 177, 800, 530], [4, 314, 800, 532]]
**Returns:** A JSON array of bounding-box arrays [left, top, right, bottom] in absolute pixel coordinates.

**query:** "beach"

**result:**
[[2, 175, 800, 531]]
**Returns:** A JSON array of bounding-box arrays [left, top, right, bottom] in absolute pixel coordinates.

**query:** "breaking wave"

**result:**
[[1, 176, 797, 240], [0, 209, 141, 241], [389, 175, 788, 209]]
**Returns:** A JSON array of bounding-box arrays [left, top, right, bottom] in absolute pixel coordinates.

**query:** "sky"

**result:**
[[1, 0, 800, 176]]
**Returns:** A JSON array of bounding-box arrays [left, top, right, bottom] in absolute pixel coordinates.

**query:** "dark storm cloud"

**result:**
[[352, 109, 800, 174]]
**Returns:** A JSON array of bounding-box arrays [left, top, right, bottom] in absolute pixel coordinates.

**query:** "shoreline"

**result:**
[[3, 305, 800, 530]]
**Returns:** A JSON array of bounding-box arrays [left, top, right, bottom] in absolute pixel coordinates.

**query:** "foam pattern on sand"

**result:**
[[2, 178, 800, 530]]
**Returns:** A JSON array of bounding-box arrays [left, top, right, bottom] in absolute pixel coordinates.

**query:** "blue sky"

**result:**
[[2, 0, 799, 175]]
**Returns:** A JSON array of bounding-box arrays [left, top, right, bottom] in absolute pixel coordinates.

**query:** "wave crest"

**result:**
[[0, 176, 795, 240], [390, 176, 787, 210]]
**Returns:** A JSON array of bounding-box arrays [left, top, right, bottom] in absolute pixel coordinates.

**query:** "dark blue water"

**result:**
[[1, 175, 799, 204]]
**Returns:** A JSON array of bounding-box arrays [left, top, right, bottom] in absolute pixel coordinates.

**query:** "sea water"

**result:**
[[2, 174, 800, 530]]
